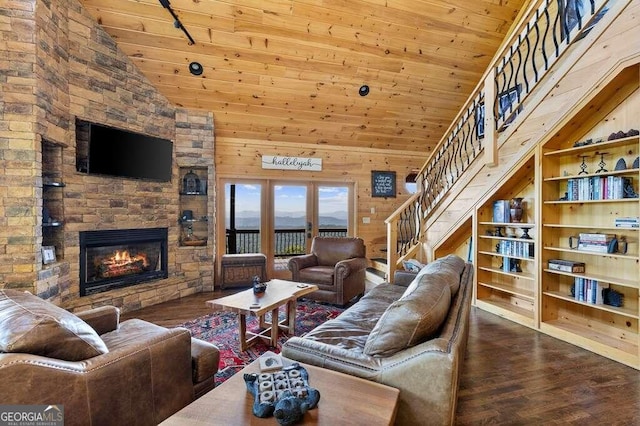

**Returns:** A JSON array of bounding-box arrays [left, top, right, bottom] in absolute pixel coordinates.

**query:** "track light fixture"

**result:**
[[159, 0, 195, 45]]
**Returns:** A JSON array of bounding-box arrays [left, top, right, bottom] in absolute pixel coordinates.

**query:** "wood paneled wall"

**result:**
[[215, 137, 426, 259]]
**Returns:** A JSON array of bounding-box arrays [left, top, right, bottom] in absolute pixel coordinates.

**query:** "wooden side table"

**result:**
[[160, 355, 399, 425]]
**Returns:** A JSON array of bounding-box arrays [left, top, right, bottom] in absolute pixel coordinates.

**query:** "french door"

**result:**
[[220, 179, 354, 279]]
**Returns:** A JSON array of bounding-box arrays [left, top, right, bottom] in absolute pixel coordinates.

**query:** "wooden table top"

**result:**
[[206, 279, 318, 317], [160, 356, 399, 425]]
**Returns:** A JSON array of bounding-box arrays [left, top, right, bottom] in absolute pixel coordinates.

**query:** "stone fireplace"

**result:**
[[3, 1, 214, 312], [79, 228, 168, 296]]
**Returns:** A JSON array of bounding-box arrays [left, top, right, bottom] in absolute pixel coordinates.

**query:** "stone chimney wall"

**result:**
[[1, 0, 214, 313]]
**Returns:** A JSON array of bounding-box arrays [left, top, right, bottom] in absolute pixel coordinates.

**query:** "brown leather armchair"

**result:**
[[288, 237, 367, 306], [0, 290, 219, 426]]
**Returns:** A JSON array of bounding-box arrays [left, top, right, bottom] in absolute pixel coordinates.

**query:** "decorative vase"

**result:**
[[509, 198, 524, 223]]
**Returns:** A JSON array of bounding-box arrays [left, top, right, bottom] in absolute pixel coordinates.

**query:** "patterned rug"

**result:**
[[179, 299, 344, 385]]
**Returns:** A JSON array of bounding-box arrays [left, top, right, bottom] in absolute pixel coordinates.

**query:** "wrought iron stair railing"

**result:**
[[385, 0, 613, 276]]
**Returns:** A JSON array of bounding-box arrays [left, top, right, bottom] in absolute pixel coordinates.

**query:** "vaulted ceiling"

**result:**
[[78, 0, 527, 155]]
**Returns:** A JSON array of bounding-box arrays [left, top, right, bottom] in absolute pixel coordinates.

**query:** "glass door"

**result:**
[[316, 185, 350, 238], [270, 183, 353, 278], [271, 183, 310, 277], [219, 178, 355, 281], [223, 181, 263, 256]]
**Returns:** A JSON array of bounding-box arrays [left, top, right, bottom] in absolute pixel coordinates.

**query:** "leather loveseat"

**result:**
[[0, 289, 220, 426], [282, 254, 473, 426]]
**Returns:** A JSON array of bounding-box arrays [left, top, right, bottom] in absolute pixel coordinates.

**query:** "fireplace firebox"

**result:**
[[80, 228, 168, 296]]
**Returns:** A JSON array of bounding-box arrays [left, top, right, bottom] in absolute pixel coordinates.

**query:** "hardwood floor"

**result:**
[[124, 292, 640, 425]]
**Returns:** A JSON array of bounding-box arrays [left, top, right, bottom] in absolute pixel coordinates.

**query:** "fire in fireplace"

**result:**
[[80, 228, 168, 296]]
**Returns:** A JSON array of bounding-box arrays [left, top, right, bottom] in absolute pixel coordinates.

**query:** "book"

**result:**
[[573, 278, 608, 304], [577, 242, 608, 253], [615, 217, 640, 228], [548, 259, 585, 273], [577, 233, 615, 253], [492, 200, 510, 223], [578, 233, 614, 242], [615, 222, 640, 228]]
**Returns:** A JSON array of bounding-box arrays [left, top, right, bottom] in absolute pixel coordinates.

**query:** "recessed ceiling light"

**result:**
[[189, 62, 203, 76], [359, 85, 370, 96]]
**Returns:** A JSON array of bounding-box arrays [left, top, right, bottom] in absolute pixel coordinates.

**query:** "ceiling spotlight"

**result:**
[[189, 62, 203, 76], [359, 85, 370, 96]]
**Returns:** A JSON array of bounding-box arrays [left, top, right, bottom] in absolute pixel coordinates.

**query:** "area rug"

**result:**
[[179, 300, 344, 385]]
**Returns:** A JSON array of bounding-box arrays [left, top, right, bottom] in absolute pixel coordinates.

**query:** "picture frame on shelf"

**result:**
[[42, 246, 56, 265]]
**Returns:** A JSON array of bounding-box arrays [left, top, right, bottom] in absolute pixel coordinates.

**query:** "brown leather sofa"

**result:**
[[282, 254, 473, 426], [287, 236, 367, 305], [0, 290, 219, 426]]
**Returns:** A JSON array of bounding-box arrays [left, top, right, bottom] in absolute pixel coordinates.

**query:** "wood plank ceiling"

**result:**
[[78, 0, 526, 156]]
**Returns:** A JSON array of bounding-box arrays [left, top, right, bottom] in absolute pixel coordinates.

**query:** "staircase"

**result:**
[[366, 258, 387, 285], [383, 0, 620, 279]]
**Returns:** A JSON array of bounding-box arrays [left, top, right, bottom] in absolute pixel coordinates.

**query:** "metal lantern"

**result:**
[[182, 169, 200, 194]]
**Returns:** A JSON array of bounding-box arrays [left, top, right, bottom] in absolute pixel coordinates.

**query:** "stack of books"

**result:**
[[577, 233, 615, 253], [615, 217, 639, 228], [548, 259, 585, 273]]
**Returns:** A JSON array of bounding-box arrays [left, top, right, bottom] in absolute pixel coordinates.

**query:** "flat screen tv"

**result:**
[[87, 123, 173, 182]]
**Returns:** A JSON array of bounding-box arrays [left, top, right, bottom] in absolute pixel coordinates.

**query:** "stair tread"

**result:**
[[366, 267, 386, 278]]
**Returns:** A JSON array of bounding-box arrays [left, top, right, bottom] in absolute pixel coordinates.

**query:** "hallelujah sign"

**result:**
[[261, 155, 322, 171]]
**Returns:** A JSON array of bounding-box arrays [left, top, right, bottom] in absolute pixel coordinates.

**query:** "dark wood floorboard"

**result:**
[[124, 292, 640, 424]]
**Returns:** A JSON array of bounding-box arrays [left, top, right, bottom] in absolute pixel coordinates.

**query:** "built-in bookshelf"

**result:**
[[474, 153, 537, 328], [540, 132, 640, 368]]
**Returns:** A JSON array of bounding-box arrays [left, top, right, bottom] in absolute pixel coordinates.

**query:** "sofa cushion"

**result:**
[[363, 275, 451, 356], [0, 289, 109, 361], [409, 254, 466, 297]]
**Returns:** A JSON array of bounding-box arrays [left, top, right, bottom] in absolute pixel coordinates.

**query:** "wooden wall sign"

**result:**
[[371, 171, 396, 198], [261, 155, 322, 171]]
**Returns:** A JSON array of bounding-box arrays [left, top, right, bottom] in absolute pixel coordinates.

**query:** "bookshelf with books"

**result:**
[[475, 153, 538, 328], [541, 130, 640, 368]]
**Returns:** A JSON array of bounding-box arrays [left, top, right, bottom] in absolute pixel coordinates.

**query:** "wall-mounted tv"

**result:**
[[85, 122, 173, 182]]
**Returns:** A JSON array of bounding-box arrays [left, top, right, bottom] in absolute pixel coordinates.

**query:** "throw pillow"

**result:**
[[363, 277, 451, 357], [402, 259, 425, 272], [411, 254, 465, 296], [0, 289, 109, 361]]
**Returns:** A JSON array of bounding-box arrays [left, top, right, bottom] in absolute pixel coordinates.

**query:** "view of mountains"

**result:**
[[226, 210, 348, 229]]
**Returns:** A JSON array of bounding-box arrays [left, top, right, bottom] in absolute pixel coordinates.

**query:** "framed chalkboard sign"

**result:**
[[371, 171, 396, 198]]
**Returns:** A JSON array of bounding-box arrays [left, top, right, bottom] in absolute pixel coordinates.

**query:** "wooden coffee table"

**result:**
[[207, 279, 318, 351], [160, 355, 399, 425]]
